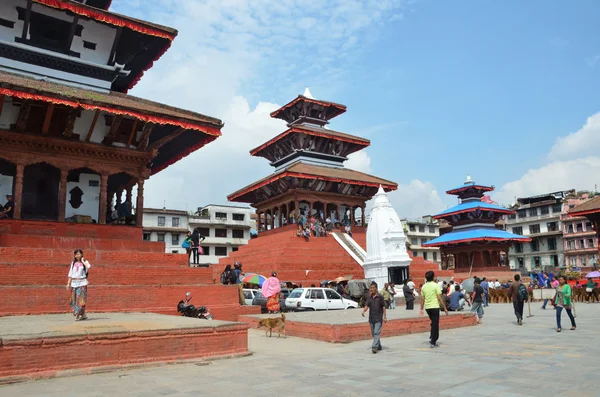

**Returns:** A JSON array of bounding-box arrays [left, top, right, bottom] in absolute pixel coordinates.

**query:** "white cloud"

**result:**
[[346, 151, 372, 173], [549, 112, 600, 159], [383, 179, 447, 220], [114, 0, 407, 210], [493, 157, 599, 206]]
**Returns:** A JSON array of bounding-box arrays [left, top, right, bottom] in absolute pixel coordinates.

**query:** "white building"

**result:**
[[142, 208, 190, 254], [505, 190, 574, 271], [402, 216, 441, 265], [189, 205, 254, 264]]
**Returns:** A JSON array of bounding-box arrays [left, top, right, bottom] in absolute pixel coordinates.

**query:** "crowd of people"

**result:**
[[295, 211, 354, 241]]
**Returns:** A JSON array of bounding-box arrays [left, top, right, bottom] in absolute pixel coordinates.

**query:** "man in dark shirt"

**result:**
[[362, 281, 387, 354], [0, 195, 14, 219], [471, 278, 484, 323], [508, 274, 524, 325]]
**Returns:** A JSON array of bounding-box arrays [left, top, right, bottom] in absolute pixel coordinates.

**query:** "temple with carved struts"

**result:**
[[0, 0, 223, 224], [228, 87, 397, 230], [423, 175, 531, 278]]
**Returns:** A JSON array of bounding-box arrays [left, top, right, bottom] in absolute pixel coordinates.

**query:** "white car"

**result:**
[[285, 288, 358, 311], [242, 289, 260, 306]]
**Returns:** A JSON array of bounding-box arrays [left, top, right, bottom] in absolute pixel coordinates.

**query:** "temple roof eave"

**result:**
[[433, 202, 515, 219], [423, 228, 531, 247], [227, 164, 398, 203], [269, 95, 347, 120], [568, 196, 600, 217], [249, 126, 370, 157]]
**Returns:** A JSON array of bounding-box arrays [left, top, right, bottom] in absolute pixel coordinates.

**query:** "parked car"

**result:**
[[285, 288, 359, 311], [242, 288, 260, 306], [252, 288, 293, 313]]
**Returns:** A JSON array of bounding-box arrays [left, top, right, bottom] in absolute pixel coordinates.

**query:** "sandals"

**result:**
[[557, 328, 561, 332], [570, 326, 576, 331]]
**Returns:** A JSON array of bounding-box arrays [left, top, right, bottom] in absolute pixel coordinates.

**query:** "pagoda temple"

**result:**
[[423, 175, 531, 277], [228, 87, 397, 229], [0, 0, 223, 225]]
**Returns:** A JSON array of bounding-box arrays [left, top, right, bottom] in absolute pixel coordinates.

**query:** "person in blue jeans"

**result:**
[[362, 282, 387, 354], [481, 277, 489, 307], [471, 278, 485, 323], [554, 276, 576, 332]]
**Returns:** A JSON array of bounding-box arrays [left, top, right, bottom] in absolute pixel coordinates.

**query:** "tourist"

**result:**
[[303, 226, 311, 241], [344, 223, 352, 237], [262, 272, 282, 313], [233, 262, 242, 284], [381, 283, 391, 309], [555, 276, 576, 332], [508, 274, 525, 325], [481, 277, 489, 307], [471, 278, 484, 323], [449, 284, 470, 311], [361, 281, 387, 354], [220, 265, 233, 285], [388, 283, 397, 309], [494, 279, 501, 289], [183, 231, 193, 264], [420, 270, 448, 348], [0, 194, 14, 219], [66, 249, 91, 321], [586, 278, 599, 303], [540, 273, 551, 309], [403, 279, 415, 310], [190, 228, 201, 265]]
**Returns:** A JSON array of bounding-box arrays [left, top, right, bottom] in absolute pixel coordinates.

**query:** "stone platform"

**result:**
[[239, 307, 476, 343], [0, 313, 249, 383]]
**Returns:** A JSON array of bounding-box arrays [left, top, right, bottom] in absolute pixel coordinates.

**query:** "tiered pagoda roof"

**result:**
[[424, 175, 530, 247], [228, 88, 397, 205]]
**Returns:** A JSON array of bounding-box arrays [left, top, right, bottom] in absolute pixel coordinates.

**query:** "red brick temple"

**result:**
[[0, 0, 254, 379], [221, 88, 398, 285], [423, 175, 531, 279]]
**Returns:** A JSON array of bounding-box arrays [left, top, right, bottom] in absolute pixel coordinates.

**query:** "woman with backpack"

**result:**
[[555, 276, 576, 332], [66, 249, 91, 321], [220, 265, 233, 285]]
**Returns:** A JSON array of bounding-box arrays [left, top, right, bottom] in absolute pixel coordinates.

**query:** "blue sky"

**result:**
[[115, 0, 600, 218]]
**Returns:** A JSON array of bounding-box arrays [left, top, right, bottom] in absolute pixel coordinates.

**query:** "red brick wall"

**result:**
[[0, 220, 142, 240], [0, 323, 249, 379]]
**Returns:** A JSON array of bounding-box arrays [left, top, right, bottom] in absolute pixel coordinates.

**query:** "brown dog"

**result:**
[[257, 313, 286, 338]]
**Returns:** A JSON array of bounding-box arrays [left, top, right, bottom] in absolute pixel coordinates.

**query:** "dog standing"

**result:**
[[257, 313, 286, 338]]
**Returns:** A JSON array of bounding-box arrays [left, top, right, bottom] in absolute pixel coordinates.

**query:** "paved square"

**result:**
[[2, 303, 599, 397]]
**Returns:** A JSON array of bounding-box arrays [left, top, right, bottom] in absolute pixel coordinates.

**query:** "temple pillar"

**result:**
[[309, 202, 313, 218], [294, 200, 299, 223], [13, 164, 24, 220], [126, 186, 132, 204], [271, 208, 275, 229], [58, 169, 68, 222], [361, 205, 366, 227], [136, 179, 144, 226], [350, 206, 355, 226], [98, 175, 108, 224]]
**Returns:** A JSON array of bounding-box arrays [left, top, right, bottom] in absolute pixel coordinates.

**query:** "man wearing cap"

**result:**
[[0, 194, 14, 219]]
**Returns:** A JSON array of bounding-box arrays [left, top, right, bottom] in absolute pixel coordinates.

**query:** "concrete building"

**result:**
[[189, 205, 254, 264], [562, 193, 598, 269], [142, 208, 190, 254], [402, 216, 441, 266], [505, 190, 574, 271]]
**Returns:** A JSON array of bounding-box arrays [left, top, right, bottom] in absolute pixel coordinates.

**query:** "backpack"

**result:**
[[220, 270, 229, 285], [518, 283, 528, 302]]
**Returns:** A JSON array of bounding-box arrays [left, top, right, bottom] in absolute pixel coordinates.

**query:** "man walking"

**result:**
[[471, 278, 484, 323], [508, 274, 525, 325], [362, 282, 387, 353], [420, 271, 448, 348], [481, 277, 489, 307]]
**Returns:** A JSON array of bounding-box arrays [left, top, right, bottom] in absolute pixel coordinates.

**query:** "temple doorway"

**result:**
[[0, 158, 16, 200], [22, 163, 60, 220], [388, 266, 410, 286]]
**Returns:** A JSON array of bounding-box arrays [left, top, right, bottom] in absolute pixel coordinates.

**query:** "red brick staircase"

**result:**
[[215, 225, 366, 285], [0, 220, 258, 321]]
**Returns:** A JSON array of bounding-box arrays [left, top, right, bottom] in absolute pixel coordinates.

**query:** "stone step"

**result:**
[[0, 234, 165, 252], [0, 264, 214, 286], [0, 247, 188, 267], [0, 220, 143, 240], [0, 284, 253, 321]]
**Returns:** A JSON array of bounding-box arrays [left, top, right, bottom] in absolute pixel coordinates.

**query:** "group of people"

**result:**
[[183, 229, 206, 265], [220, 262, 244, 285], [295, 212, 355, 241], [361, 271, 583, 353]]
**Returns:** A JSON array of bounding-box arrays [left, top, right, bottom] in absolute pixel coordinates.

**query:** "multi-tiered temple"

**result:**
[[228, 88, 397, 229], [424, 176, 530, 277], [0, 0, 222, 225]]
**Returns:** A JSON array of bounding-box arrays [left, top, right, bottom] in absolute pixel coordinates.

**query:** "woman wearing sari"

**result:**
[[261, 272, 282, 313]]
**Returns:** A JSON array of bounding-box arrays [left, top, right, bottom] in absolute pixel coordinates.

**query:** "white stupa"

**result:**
[[303, 86, 314, 99], [363, 186, 411, 289]]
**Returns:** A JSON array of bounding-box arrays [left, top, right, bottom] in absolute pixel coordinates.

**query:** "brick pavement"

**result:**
[[2, 303, 599, 397]]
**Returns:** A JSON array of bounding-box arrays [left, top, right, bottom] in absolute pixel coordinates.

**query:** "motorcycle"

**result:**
[[177, 293, 213, 320]]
